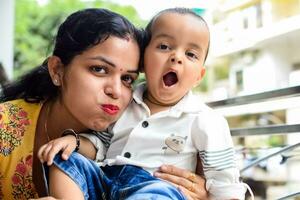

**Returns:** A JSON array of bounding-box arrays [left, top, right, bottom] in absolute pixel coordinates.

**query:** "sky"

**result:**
[[109, 0, 213, 20]]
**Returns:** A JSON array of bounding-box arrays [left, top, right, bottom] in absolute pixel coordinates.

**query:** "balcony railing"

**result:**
[[207, 85, 300, 200]]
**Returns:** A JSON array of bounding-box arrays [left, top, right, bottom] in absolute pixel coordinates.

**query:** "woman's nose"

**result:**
[[104, 79, 122, 99]]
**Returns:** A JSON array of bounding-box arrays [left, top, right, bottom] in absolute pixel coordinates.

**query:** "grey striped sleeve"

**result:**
[[90, 130, 113, 148], [199, 147, 236, 171]]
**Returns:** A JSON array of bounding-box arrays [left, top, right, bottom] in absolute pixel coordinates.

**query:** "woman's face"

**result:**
[[59, 36, 140, 131]]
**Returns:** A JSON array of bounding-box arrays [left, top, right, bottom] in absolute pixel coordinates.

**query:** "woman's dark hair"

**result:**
[[0, 8, 144, 103], [144, 7, 210, 62]]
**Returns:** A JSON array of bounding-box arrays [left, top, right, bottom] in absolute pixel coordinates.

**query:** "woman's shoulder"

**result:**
[[0, 99, 42, 110], [0, 99, 43, 125], [0, 99, 40, 199], [0, 99, 42, 155]]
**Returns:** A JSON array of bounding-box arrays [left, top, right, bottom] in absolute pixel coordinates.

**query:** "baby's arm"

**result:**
[[79, 131, 111, 161], [193, 113, 247, 200], [38, 133, 96, 166]]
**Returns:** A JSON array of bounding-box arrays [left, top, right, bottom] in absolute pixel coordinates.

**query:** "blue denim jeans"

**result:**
[[49, 152, 186, 200]]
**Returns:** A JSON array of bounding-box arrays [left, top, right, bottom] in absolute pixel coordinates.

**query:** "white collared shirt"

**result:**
[[83, 83, 247, 199]]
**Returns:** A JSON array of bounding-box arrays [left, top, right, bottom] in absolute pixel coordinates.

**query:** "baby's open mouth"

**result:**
[[163, 72, 178, 87]]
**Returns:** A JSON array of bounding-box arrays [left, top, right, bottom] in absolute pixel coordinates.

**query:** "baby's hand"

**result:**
[[38, 135, 77, 166]]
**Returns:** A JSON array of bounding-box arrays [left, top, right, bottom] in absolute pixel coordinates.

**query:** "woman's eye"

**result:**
[[90, 66, 107, 74], [122, 75, 135, 87], [158, 44, 170, 50], [186, 52, 198, 59]]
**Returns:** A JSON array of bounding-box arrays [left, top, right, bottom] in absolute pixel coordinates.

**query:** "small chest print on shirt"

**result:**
[[162, 134, 187, 154]]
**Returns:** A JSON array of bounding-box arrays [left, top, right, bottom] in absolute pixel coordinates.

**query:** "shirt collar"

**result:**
[[132, 82, 147, 105]]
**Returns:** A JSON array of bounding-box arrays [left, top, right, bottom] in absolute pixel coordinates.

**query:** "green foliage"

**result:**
[[14, 0, 145, 78], [94, 1, 146, 28], [134, 73, 146, 86], [268, 135, 285, 147]]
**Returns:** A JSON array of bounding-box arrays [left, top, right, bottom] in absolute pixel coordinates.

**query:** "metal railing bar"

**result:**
[[277, 192, 300, 200], [240, 142, 300, 173], [207, 85, 300, 108], [230, 124, 300, 136]]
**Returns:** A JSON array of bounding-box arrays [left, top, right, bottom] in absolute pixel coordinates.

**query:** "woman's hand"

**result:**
[[154, 164, 209, 200], [38, 135, 77, 166]]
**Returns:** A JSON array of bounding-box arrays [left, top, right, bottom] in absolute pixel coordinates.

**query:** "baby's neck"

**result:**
[[143, 92, 178, 115]]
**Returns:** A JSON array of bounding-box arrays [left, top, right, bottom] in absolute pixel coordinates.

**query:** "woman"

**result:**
[[0, 8, 207, 200]]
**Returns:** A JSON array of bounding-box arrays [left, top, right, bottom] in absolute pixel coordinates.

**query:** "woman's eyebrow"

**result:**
[[88, 56, 138, 74], [88, 56, 115, 67]]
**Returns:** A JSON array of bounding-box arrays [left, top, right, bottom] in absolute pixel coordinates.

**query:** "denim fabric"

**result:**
[[50, 152, 186, 200], [52, 152, 105, 199]]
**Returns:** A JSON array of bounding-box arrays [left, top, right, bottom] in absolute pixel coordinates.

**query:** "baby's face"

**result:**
[[144, 12, 209, 106]]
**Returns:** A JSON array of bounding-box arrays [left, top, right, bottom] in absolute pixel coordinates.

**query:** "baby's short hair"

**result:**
[[144, 7, 210, 63]]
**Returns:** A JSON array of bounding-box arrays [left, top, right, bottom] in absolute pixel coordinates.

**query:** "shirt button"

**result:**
[[142, 121, 149, 128], [124, 152, 131, 158]]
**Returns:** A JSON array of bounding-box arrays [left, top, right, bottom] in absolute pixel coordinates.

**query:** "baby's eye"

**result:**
[[121, 75, 135, 87], [186, 52, 198, 60], [158, 44, 170, 50], [90, 66, 107, 74]]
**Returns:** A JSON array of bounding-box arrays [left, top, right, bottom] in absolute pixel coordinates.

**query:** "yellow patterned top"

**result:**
[[0, 99, 42, 200]]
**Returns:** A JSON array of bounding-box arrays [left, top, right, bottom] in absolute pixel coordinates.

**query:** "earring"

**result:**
[[53, 79, 59, 85]]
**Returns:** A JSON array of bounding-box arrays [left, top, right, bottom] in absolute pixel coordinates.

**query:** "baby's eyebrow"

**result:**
[[153, 33, 174, 40], [188, 43, 203, 52]]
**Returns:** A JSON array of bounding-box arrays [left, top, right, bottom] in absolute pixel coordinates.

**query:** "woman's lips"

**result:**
[[101, 104, 120, 115]]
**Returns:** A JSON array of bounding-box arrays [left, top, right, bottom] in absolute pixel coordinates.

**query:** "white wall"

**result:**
[[0, 0, 15, 79]]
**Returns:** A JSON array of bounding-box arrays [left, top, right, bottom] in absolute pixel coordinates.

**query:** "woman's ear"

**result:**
[[48, 56, 64, 86]]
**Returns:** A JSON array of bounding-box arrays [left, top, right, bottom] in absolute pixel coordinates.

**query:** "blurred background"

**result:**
[[1, 0, 300, 199]]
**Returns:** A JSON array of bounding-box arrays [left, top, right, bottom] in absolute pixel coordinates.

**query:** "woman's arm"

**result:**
[[154, 157, 209, 200]]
